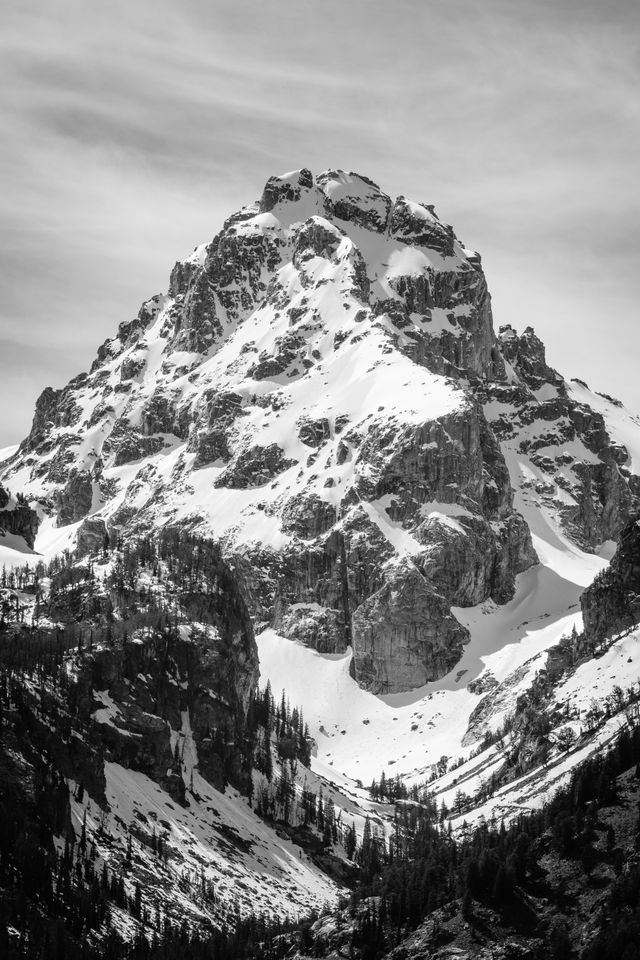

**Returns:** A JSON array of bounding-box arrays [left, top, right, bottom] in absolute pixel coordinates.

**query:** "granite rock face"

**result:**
[[19, 385, 64, 452], [351, 559, 469, 692], [76, 516, 110, 556], [4, 168, 638, 693], [262, 400, 537, 691], [44, 533, 257, 796], [0, 483, 40, 548], [581, 518, 640, 645], [54, 469, 95, 526], [482, 325, 639, 551]]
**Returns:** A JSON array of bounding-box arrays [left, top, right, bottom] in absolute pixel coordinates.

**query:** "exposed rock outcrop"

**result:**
[[581, 518, 640, 644], [262, 397, 536, 690], [76, 516, 110, 556], [42, 531, 258, 795], [54, 469, 95, 526], [0, 483, 40, 548], [352, 559, 469, 693], [482, 325, 639, 550]]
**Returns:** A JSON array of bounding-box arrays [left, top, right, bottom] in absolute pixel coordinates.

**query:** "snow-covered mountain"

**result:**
[[6, 167, 637, 692], [3, 168, 541, 695], [3, 168, 640, 951]]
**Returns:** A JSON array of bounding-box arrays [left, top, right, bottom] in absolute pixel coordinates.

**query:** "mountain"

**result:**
[[2, 168, 640, 958], [5, 167, 638, 691]]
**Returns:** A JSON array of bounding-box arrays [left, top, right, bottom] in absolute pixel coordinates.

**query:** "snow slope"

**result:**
[[257, 439, 626, 821], [67, 735, 340, 929]]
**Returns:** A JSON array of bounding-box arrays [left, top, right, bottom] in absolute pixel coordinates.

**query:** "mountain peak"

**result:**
[[2, 169, 639, 694]]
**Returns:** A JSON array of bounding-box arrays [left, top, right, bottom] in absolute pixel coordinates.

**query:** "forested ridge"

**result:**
[[4, 658, 640, 958], [3, 534, 640, 957]]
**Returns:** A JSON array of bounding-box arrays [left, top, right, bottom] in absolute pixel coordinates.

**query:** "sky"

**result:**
[[1, 0, 639, 446]]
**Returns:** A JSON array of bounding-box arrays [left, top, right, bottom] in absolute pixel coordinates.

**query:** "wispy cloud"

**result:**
[[1, 0, 639, 442]]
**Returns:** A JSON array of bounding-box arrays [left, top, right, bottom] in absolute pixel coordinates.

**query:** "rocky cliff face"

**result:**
[[0, 482, 39, 548], [0, 531, 343, 927], [483, 325, 638, 551], [581, 517, 640, 644], [12, 529, 259, 796], [2, 168, 638, 693]]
